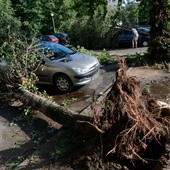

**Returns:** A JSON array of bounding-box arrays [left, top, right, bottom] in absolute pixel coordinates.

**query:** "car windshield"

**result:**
[[41, 43, 76, 60]]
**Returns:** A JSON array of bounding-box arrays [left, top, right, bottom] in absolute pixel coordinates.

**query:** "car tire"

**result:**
[[54, 74, 73, 92], [142, 41, 148, 47]]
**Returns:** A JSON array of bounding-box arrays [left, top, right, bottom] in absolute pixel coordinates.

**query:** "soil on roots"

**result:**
[[1, 60, 169, 170], [51, 60, 169, 170]]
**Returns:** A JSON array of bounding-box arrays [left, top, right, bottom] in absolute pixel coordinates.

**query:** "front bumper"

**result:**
[[73, 65, 100, 86]]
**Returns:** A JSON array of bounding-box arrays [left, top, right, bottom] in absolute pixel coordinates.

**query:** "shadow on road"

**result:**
[[0, 105, 59, 169]]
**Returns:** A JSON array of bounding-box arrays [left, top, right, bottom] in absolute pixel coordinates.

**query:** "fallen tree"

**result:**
[[1, 59, 170, 168], [13, 88, 92, 126]]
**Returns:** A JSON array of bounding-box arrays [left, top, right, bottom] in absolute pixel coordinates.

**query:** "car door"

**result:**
[[35, 57, 54, 84], [117, 31, 132, 47], [124, 31, 133, 46], [117, 32, 125, 46], [35, 49, 60, 84]]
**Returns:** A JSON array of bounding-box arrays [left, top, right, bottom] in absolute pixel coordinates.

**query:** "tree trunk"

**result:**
[[148, 0, 170, 62], [13, 88, 92, 127]]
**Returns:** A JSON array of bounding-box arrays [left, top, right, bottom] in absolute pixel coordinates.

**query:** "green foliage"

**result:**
[[0, 36, 52, 101], [136, 0, 152, 25], [142, 84, 151, 94], [0, 0, 168, 64], [0, 0, 21, 43], [125, 53, 148, 66], [60, 98, 77, 106], [0, 37, 38, 84], [114, 2, 139, 28], [66, 13, 113, 49], [71, 0, 107, 19], [97, 49, 116, 65], [16, 114, 41, 139], [148, 0, 170, 63], [58, 1, 113, 49], [8, 0, 113, 49], [11, 0, 65, 36], [8, 155, 25, 169]]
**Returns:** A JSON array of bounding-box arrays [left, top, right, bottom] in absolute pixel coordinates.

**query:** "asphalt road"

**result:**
[[41, 47, 148, 113]]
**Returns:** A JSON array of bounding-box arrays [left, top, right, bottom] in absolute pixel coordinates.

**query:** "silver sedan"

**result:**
[[36, 42, 100, 92]]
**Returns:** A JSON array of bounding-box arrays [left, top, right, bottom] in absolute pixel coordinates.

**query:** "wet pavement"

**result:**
[[38, 64, 117, 113]]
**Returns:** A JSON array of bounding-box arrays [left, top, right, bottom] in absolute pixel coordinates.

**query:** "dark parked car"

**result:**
[[35, 42, 100, 92], [37, 35, 59, 43], [112, 30, 149, 48], [54, 33, 70, 45]]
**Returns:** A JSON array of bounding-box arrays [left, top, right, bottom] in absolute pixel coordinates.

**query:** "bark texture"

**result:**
[[148, 0, 170, 62], [13, 88, 92, 127]]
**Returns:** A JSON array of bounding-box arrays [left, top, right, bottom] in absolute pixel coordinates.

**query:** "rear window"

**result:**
[[49, 35, 57, 39]]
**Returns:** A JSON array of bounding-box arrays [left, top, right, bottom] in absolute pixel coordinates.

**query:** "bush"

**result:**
[[73, 46, 116, 65]]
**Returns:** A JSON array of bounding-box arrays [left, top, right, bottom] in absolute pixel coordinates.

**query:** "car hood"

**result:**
[[51, 52, 99, 69]]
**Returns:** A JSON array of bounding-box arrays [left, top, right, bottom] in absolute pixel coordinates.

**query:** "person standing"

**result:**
[[131, 27, 139, 48]]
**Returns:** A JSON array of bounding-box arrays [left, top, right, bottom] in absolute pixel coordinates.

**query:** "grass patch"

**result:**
[[125, 53, 148, 66]]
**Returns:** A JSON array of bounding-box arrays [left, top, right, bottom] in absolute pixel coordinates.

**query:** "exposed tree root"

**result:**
[[1, 59, 170, 169], [93, 59, 170, 163]]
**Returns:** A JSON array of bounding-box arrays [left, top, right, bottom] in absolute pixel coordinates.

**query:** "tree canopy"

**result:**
[[0, 0, 169, 59]]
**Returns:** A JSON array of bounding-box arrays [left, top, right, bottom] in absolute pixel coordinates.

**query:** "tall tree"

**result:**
[[71, 0, 107, 19], [11, 0, 65, 36], [148, 0, 170, 63], [114, 2, 139, 28], [63, 0, 112, 49]]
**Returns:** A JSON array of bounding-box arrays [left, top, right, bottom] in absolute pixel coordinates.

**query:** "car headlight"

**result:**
[[72, 67, 89, 74]]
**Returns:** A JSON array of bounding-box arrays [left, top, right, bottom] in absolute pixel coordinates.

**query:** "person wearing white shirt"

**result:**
[[131, 27, 139, 48]]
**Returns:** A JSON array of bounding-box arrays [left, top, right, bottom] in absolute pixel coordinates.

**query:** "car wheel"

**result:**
[[54, 74, 73, 92], [142, 41, 148, 47]]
